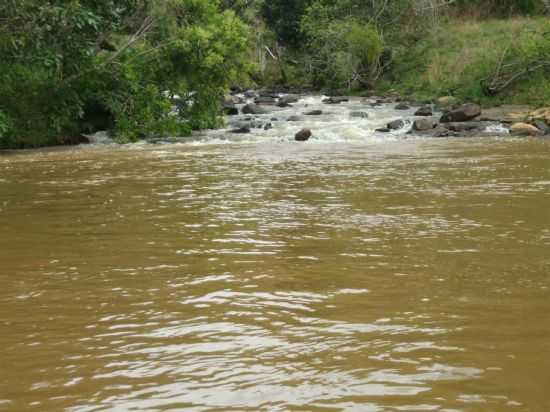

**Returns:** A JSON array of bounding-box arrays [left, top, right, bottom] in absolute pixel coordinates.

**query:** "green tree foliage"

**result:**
[[298, 1, 395, 89], [0, 0, 251, 149], [261, 0, 312, 48]]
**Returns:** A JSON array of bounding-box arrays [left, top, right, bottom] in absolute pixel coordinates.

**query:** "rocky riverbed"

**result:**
[[217, 89, 550, 143], [82, 90, 550, 146]]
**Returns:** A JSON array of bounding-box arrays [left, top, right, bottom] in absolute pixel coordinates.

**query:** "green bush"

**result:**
[[301, 4, 384, 89]]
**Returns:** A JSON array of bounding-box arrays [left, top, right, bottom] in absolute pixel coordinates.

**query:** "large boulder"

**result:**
[[413, 118, 437, 131], [510, 123, 544, 136], [414, 106, 433, 116], [440, 103, 481, 123], [242, 103, 267, 115], [295, 128, 312, 141]]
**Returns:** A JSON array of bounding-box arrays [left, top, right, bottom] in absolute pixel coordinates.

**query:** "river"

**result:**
[[1, 97, 550, 411]]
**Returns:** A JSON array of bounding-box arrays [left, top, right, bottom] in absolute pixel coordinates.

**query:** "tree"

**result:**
[[261, 0, 312, 48], [0, 0, 251, 148]]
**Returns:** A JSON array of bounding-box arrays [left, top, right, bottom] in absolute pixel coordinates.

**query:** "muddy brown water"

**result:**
[[1, 137, 549, 411]]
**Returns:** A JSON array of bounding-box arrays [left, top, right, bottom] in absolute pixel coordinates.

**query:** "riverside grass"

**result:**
[[382, 17, 550, 107]]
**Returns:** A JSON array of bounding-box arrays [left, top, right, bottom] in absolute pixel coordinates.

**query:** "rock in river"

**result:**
[[510, 123, 544, 137], [279, 95, 300, 106], [287, 115, 303, 122], [295, 129, 312, 141], [413, 118, 437, 131], [304, 110, 323, 116], [414, 106, 433, 116], [242, 103, 268, 115], [528, 107, 550, 125], [395, 103, 410, 110], [230, 126, 251, 134], [387, 119, 406, 130], [322, 96, 349, 104], [254, 96, 277, 105], [444, 121, 487, 132], [440, 103, 481, 123], [350, 111, 369, 119]]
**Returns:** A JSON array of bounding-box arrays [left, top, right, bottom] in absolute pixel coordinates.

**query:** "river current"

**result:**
[[1, 96, 549, 411]]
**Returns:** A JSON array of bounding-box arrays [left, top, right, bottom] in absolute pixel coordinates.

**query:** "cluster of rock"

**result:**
[[223, 88, 550, 142], [224, 89, 303, 117], [377, 97, 550, 138]]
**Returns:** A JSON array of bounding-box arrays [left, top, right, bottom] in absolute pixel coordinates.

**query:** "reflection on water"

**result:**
[[1, 138, 549, 411]]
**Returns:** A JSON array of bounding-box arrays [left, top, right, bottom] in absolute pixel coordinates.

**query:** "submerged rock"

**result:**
[[376, 127, 391, 133], [395, 103, 410, 110], [440, 103, 481, 123], [304, 110, 323, 116], [295, 128, 312, 141]]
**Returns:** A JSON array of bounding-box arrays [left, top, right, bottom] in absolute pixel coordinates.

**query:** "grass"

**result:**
[[384, 17, 550, 107]]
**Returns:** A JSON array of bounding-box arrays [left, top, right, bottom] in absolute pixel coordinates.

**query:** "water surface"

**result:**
[[1, 107, 550, 411]]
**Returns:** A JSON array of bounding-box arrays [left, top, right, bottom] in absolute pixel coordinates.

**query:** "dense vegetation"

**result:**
[[1, 0, 549, 149], [0, 0, 250, 148]]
